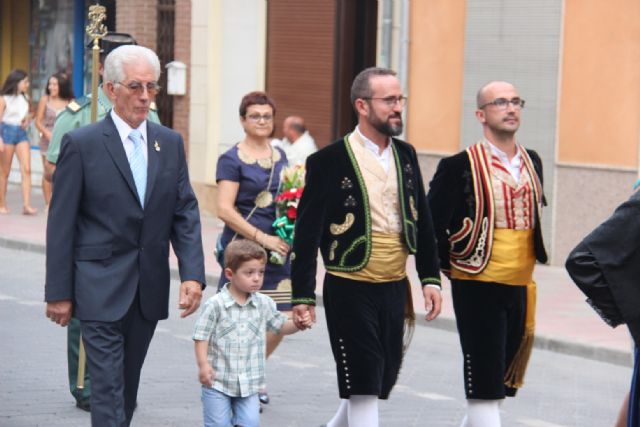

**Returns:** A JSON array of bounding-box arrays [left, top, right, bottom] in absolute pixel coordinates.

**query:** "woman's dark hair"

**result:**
[[1, 69, 28, 95], [238, 91, 276, 117], [46, 72, 75, 100]]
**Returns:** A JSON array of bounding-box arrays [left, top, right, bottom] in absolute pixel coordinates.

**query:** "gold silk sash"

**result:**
[[452, 228, 537, 389], [331, 232, 408, 282], [452, 228, 535, 285]]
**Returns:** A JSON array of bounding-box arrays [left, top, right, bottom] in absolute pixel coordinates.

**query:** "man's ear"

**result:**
[[104, 81, 116, 100], [224, 267, 234, 281], [475, 109, 486, 124], [354, 98, 369, 117]]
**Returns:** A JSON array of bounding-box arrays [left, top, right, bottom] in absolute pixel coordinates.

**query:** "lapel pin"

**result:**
[[154, 141, 160, 152]]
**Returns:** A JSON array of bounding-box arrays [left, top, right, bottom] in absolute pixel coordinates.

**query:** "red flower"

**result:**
[[287, 206, 297, 220]]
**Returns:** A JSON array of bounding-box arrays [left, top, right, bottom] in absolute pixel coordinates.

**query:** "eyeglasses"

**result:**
[[479, 97, 525, 110], [115, 80, 161, 96], [362, 96, 407, 107], [246, 114, 274, 123]]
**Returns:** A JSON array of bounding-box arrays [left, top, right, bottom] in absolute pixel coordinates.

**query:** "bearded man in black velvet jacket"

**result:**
[[291, 67, 442, 427]]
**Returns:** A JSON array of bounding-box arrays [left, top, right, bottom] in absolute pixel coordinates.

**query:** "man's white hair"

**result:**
[[103, 45, 161, 83]]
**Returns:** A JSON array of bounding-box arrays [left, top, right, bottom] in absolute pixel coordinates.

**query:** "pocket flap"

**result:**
[[75, 245, 112, 261]]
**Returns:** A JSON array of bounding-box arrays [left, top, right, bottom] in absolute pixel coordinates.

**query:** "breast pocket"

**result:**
[[216, 318, 237, 340]]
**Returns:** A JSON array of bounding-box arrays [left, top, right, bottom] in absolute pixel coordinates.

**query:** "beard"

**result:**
[[369, 111, 403, 137]]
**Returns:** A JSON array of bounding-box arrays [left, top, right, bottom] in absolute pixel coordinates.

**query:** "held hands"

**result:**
[[179, 280, 202, 318], [422, 286, 443, 321], [293, 304, 316, 330], [46, 300, 73, 326], [198, 363, 216, 388]]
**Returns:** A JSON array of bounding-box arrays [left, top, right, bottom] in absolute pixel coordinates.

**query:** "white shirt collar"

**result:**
[[355, 126, 392, 173], [485, 139, 521, 181]]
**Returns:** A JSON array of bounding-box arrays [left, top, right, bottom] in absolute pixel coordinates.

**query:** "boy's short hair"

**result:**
[[224, 239, 267, 271]]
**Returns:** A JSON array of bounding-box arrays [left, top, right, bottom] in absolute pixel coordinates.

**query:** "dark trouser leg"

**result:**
[[121, 301, 157, 423], [451, 279, 526, 400], [81, 296, 156, 427], [68, 317, 91, 405]]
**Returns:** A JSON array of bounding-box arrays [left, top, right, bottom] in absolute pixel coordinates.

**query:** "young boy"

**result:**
[[193, 239, 310, 427]]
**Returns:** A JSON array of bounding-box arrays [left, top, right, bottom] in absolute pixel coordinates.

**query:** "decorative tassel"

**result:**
[[403, 279, 416, 354], [504, 281, 537, 388]]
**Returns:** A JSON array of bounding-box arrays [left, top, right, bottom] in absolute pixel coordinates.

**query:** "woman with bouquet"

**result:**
[[215, 91, 291, 405]]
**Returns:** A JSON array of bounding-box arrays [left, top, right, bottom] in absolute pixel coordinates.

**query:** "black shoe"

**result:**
[[75, 400, 91, 412], [258, 391, 269, 404]]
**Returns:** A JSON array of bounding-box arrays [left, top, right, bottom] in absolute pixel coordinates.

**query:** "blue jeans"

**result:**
[[201, 386, 260, 427]]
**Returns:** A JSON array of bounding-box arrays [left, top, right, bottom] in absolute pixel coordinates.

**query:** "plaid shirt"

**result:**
[[193, 284, 287, 397]]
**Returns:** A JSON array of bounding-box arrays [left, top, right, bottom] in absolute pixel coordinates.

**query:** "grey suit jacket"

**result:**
[[45, 113, 205, 322]]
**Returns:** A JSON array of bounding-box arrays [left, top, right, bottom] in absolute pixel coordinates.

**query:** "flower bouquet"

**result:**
[[270, 165, 305, 264]]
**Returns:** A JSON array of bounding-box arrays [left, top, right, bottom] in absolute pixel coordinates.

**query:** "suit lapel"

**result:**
[[101, 115, 141, 206], [144, 122, 159, 206]]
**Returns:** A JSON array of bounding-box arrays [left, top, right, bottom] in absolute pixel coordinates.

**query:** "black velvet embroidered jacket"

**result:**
[[427, 143, 548, 276], [290, 134, 441, 305]]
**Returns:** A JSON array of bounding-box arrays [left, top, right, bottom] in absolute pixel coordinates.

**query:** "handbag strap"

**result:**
[[230, 148, 277, 242]]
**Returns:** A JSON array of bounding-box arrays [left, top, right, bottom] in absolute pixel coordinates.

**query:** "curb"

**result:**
[[3, 237, 632, 368]]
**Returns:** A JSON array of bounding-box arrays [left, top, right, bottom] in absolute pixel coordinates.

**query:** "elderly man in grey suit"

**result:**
[[45, 45, 205, 426]]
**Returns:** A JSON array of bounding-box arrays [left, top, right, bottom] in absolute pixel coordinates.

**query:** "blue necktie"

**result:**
[[128, 129, 147, 207]]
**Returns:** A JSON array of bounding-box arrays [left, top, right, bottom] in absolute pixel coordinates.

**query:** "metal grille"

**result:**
[[156, 0, 175, 127]]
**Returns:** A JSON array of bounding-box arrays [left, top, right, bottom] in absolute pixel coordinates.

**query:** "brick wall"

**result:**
[[116, 0, 158, 51], [173, 0, 191, 154]]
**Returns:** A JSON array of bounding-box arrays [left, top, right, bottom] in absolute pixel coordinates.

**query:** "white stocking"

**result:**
[[347, 395, 379, 427], [459, 399, 502, 427], [326, 395, 379, 427], [327, 399, 349, 427]]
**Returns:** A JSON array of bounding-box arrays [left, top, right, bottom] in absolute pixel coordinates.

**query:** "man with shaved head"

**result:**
[[428, 81, 547, 426], [277, 115, 317, 166]]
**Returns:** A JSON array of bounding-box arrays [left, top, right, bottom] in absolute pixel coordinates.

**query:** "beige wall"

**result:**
[[557, 0, 640, 168], [0, 0, 30, 82], [407, 0, 466, 154]]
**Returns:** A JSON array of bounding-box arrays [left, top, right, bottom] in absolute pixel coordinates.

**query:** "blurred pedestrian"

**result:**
[[428, 81, 547, 427], [35, 72, 74, 210], [193, 239, 309, 427], [215, 91, 291, 406], [0, 69, 36, 215], [277, 115, 316, 166], [291, 67, 442, 427]]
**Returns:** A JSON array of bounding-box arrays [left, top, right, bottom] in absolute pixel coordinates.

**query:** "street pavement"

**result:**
[[0, 184, 634, 426]]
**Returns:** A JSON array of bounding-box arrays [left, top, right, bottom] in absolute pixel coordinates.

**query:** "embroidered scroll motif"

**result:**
[[409, 196, 418, 221], [330, 213, 355, 235], [329, 240, 339, 261], [404, 163, 413, 175], [456, 217, 488, 268]]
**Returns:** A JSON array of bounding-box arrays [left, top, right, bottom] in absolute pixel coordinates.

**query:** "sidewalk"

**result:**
[[0, 184, 632, 366]]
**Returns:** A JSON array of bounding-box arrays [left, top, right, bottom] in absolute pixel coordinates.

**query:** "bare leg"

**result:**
[[14, 141, 35, 214], [41, 155, 52, 208], [0, 144, 16, 212], [614, 391, 630, 427]]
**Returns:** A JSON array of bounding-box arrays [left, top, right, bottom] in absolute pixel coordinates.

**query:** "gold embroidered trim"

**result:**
[[409, 196, 418, 221], [330, 213, 355, 235], [255, 190, 273, 208], [329, 240, 338, 261], [237, 146, 281, 170]]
